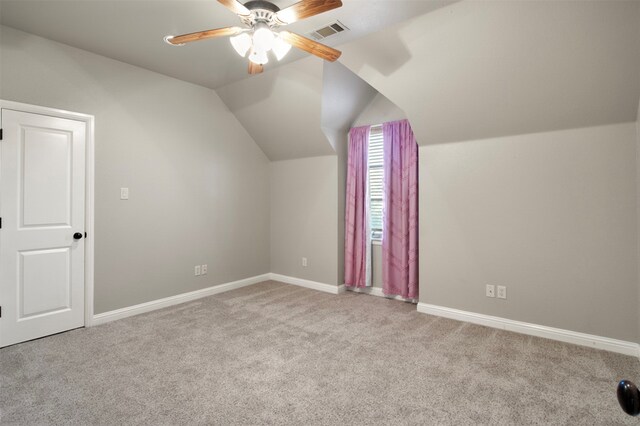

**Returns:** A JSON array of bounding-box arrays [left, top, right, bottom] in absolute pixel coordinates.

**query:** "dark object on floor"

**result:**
[[618, 380, 640, 416]]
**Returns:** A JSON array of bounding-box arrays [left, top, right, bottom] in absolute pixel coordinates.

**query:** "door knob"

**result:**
[[73, 232, 83, 240]]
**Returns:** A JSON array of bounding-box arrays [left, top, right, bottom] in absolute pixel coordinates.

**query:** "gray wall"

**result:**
[[270, 156, 338, 285], [0, 26, 271, 314], [637, 101, 640, 343], [420, 123, 638, 342], [319, 128, 348, 287], [3, 22, 639, 344], [335, 131, 348, 286]]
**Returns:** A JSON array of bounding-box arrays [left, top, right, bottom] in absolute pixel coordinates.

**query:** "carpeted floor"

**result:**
[[1, 280, 639, 425]]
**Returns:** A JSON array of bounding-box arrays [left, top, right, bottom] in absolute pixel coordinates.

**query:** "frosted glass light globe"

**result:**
[[230, 33, 252, 57], [272, 34, 292, 61], [252, 23, 275, 52], [249, 48, 269, 65]]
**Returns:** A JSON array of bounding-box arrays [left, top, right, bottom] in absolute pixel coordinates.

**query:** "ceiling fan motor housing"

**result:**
[[241, 1, 281, 28]]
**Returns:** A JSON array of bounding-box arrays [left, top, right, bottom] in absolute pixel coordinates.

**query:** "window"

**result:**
[[368, 125, 384, 240]]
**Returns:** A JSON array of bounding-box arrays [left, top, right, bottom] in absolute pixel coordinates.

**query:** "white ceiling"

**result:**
[[0, 0, 456, 89]]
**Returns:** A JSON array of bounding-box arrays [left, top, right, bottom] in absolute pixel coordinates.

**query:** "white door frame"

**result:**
[[0, 100, 96, 327]]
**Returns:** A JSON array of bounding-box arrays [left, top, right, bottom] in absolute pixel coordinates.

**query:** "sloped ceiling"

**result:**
[[3, 0, 638, 154], [0, 0, 457, 89], [352, 92, 407, 128], [217, 0, 640, 158], [216, 57, 332, 161], [338, 0, 640, 145], [321, 61, 378, 134], [320, 60, 378, 159], [217, 57, 378, 161]]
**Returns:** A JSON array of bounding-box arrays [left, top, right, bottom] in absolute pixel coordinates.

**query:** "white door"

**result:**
[[0, 109, 86, 347]]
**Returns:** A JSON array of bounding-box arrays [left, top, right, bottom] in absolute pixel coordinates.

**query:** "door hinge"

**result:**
[[84, 232, 87, 238], [0, 306, 2, 318], [0, 217, 2, 229], [0, 128, 3, 140]]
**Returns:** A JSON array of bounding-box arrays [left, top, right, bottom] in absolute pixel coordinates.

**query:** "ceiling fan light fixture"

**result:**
[[166, 0, 344, 76], [249, 48, 269, 65], [230, 33, 252, 57], [252, 22, 275, 52], [272, 34, 292, 61]]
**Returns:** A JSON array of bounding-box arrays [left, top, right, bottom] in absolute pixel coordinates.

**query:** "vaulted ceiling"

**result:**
[[216, 58, 377, 161], [1, 0, 639, 156], [216, 56, 333, 161], [0, 0, 457, 89], [339, 0, 640, 145]]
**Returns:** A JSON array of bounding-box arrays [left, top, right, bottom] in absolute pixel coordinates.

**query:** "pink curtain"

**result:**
[[344, 125, 371, 288], [382, 119, 418, 299]]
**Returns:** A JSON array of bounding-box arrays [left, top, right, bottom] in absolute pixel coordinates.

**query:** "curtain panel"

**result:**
[[344, 125, 372, 288], [382, 119, 418, 299]]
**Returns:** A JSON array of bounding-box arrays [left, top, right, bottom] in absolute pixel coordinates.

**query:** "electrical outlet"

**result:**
[[201, 264, 207, 275], [497, 286, 507, 299], [120, 187, 129, 200], [486, 284, 495, 298], [194, 265, 201, 276], [302, 257, 308, 267]]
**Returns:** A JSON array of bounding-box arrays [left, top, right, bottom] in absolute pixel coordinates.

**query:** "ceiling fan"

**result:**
[[164, 0, 343, 75]]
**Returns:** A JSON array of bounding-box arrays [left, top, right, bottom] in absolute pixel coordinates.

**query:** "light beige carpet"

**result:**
[[1, 280, 638, 425]]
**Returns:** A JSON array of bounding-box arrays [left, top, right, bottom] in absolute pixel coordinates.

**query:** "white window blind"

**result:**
[[369, 125, 384, 240]]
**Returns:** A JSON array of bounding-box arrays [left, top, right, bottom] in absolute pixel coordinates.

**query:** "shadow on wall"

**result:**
[[338, 30, 412, 77]]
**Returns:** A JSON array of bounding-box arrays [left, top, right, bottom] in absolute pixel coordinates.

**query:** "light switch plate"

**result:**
[[195, 265, 201, 276], [120, 187, 129, 200], [201, 264, 207, 275]]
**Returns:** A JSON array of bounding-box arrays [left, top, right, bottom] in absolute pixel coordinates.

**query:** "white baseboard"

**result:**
[[91, 274, 271, 326], [92, 274, 637, 358], [269, 273, 344, 295], [417, 303, 640, 357], [345, 285, 417, 303], [91, 273, 344, 327]]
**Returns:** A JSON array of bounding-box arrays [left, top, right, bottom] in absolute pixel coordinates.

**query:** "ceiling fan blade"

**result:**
[[166, 26, 243, 45], [275, 0, 342, 25], [248, 62, 264, 75], [279, 31, 341, 62], [218, 0, 251, 16]]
